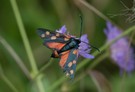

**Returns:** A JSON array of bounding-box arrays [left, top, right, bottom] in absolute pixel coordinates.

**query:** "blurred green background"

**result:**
[[0, 0, 135, 92]]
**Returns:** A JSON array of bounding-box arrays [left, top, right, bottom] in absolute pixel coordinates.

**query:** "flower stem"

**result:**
[[69, 51, 109, 90], [77, 25, 135, 70], [79, 0, 110, 21], [10, 0, 38, 76], [48, 77, 66, 92], [48, 25, 135, 91], [120, 71, 126, 92], [34, 58, 53, 79], [48, 52, 108, 91], [10, 0, 45, 92], [0, 36, 31, 79], [0, 65, 19, 92], [89, 51, 109, 69]]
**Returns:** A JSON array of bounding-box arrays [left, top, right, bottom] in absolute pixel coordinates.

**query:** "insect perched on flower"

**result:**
[[37, 25, 94, 79]]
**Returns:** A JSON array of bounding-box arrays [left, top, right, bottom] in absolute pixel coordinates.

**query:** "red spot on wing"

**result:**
[[59, 50, 70, 68], [46, 42, 65, 50]]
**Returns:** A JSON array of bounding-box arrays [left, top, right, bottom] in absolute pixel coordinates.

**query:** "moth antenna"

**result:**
[[90, 44, 100, 52], [81, 41, 100, 52], [79, 15, 100, 52], [79, 14, 83, 37]]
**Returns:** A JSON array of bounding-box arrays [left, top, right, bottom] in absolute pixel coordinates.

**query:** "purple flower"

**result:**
[[79, 34, 94, 59], [56, 25, 94, 59], [104, 21, 135, 73]]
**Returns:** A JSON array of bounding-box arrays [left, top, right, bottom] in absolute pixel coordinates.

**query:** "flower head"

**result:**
[[79, 34, 94, 59], [56, 25, 94, 59], [104, 21, 135, 73]]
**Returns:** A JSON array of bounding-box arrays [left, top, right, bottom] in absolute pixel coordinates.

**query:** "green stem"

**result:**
[[72, 52, 109, 86], [10, 0, 45, 92], [34, 58, 53, 79], [0, 36, 31, 79], [120, 71, 126, 92], [89, 51, 109, 69], [48, 25, 135, 91], [67, 52, 109, 91], [79, 0, 110, 22], [48, 52, 108, 91], [77, 25, 135, 70], [10, 0, 38, 76], [48, 77, 66, 92], [0, 65, 19, 92]]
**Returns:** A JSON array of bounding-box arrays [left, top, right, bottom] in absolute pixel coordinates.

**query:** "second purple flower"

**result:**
[[104, 22, 135, 73]]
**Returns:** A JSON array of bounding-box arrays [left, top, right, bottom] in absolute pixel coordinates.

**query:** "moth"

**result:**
[[37, 25, 94, 79]]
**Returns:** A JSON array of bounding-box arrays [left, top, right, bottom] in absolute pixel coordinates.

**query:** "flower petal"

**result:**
[[56, 25, 67, 34], [104, 21, 122, 41], [79, 50, 94, 59], [79, 42, 90, 50], [80, 34, 89, 43]]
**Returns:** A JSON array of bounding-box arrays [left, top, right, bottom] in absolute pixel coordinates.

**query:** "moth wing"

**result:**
[[37, 28, 71, 50], [59, 49, 78, 79]]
